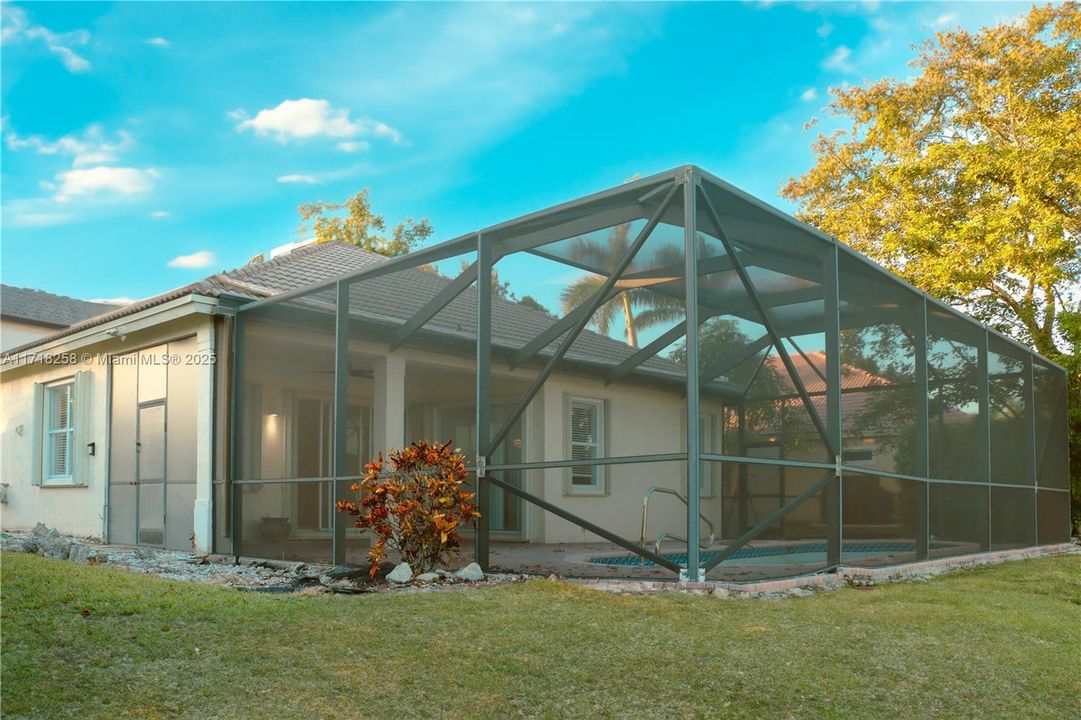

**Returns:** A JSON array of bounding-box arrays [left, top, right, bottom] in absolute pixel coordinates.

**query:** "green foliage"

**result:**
[[298, 188, 433, 257], [516, 294, 551, 315], [783, 4, 1080, 532], [337, 441, 479, 575]]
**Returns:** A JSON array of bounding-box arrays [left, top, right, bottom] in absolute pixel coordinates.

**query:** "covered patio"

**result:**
[[220, 165, 1071, 582]]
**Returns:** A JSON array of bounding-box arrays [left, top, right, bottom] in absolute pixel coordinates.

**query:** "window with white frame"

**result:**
[[569, 397, 604, 491], [44, 381, 75, 483]]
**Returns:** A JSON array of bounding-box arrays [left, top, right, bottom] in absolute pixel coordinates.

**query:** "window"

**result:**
[[45, 381, 75, 483], [569, 397, 604, 492]]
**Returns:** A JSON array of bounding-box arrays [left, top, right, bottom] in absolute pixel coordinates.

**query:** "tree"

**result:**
[[298, 188, 433, 257], [559, 224, 685, 347], [782, 4, 1081, 531], [460, 259, 514, 300]]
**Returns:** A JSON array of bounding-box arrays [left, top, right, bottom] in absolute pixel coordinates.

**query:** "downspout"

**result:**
[[102, 360, 113, 542]]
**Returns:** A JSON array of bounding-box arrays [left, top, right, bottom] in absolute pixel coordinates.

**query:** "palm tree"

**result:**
[[559, 224, 651, 347]]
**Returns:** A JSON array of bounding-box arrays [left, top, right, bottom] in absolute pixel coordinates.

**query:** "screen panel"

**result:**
[[1033, 359, 1068, 489], [927, 308, 984, 482], [841, 473, 920, 567], [988, 335, 1031, 485], [929, 482, 988, 559], [990, 486, 1036, 550]]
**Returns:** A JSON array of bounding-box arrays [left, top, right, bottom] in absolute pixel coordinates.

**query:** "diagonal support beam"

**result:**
[[606, 320, 690, 384], [699, 334, 773, 388], [703, 470, 834, 572], [389, 259, 483, 351], [509, 286, 622, 370], [488, 183, 681, 456], [486, 474, 681, 573], [697, 185, 836, 456], [788, 336, 827, 385]]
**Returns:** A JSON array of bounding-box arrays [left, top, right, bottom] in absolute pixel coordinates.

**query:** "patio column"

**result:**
[[914, 298, 930, 560], [373, 353, 406, 455], [683, 171, 702, 582], [823, 244, 843, 568], [192, 321, 215, 554]]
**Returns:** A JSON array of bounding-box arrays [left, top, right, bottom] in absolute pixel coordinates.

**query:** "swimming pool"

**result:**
[[591, 541, 939, 567]]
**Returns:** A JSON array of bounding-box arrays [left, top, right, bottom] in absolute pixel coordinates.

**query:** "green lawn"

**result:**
[[2, 552, 1079, 719]]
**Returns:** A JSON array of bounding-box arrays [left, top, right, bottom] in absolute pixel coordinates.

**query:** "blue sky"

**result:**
[[1, 1, 1032, 309]]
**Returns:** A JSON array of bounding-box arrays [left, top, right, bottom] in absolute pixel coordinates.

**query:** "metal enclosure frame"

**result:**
[[227, 165, 1071, 580]]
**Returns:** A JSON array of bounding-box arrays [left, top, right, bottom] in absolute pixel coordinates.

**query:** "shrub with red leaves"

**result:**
[[337, 440, 480, 577]]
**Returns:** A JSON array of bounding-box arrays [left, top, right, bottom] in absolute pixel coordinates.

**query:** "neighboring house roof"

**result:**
[[779, 351, 886, 434], [0, 242, 681, 380], [0, 285, 122, 329]]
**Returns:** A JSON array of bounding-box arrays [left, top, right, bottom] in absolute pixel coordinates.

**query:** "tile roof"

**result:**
[[1, 285, 123, 328], [1, 242, 681, 379]]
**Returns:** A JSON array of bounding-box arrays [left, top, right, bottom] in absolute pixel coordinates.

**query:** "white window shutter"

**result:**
[[73, 371, 94, 485], [30, 382, 44, 486]]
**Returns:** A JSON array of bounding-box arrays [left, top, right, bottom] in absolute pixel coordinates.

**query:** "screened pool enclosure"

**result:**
[[225, 166, 1070, 582]]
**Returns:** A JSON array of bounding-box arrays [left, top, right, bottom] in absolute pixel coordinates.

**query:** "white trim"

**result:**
[[42, 378, 75, 486], [565, 395, 607, 496], [1, 294, 219, 372]]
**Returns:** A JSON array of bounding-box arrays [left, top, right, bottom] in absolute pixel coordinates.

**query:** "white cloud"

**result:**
[[1, 3, 90, 72], [150, 210, 171, 218], [800, 87, 818, 102], [144, 37, 170, 47], [232, 98, 403, 149], [277, 174, 318, 184], [167, 251, 217, 269], [335, 140, 370, 153], [816, 22, 833, 38], [54, 166, 159, 202], [822, 45, 854, 73], [933, 13, 958, 28], [6, 124, 134, 167], [88, 296, 137, 305], [8, 212, 76, 227]]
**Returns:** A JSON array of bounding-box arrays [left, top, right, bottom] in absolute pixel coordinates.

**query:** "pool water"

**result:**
[[591, 541, 939, 567]]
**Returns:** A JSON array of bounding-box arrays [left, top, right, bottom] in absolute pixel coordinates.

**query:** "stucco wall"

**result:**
[[0, 357, 109, 537], [1, 319, 54, 353], [1, 310, 216, 549]]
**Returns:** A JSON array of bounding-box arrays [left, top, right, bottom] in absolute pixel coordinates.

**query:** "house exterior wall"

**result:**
[[1, 318, 56, 353], [1, 356, 109, 537], [0, 309, 217, 552]]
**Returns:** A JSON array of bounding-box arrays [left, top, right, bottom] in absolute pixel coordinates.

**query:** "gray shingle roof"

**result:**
[[2, 242, 681, 379], [1, 285, 123, 328]]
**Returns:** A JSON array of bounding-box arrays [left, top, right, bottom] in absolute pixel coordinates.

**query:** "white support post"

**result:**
[[192, 322, 215, 554], [374, 353, 407, 454]]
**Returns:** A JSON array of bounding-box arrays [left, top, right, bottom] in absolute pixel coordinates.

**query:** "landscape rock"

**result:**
[[21, 537, 40, 554], [1, 535, 25, 553], [415, 572, 440, 584], [135, 546, 157, 560], [68, 542, 91, 563], [371, 561, 397, 582], [31, 522, 49, 537], [387, 562, 413, 584], [455, 562, 484, 581], [324, 565, 371, 582], [42, 537, 72, 560], [788, 587, 814, 598]]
